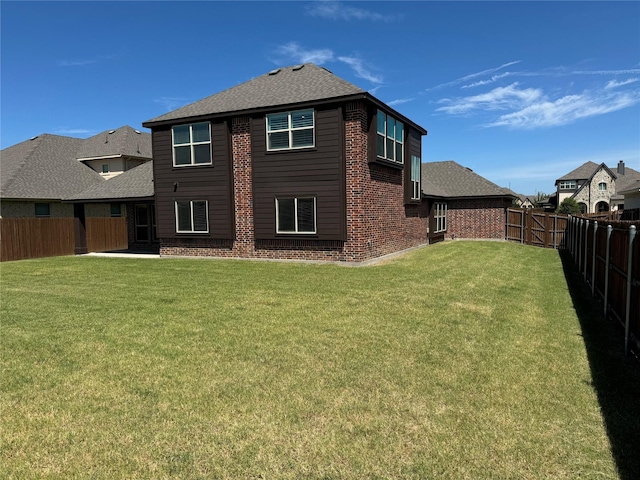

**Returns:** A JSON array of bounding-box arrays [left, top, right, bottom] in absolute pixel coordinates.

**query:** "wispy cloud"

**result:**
[[437, 83, 543, 115], [307, 1, 401, 22], [154, 97, 189, 111], [275, 42, 334, 65], [54, 128, 96, 136], [57, 59, 97, 67], [387, 98, 415, 106], [484, 89, 640, 129], [273, 42, 383, 84], [605, 78, 639, 89], [337, 56, 382, 84], [426, 61, 521, 91]]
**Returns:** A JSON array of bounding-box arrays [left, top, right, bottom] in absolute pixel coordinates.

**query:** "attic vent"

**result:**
[[134, 129, 141, 134], [292, 64, 304, 71], [321, 66, 333, 74], [268, 68, 281, 75], [30, 136, 39, 141], [108, 130, 116, 134], [465, 167, 473, 172]]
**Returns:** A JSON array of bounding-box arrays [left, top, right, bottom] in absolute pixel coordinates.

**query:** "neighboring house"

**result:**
[[554, 160, 640, 213], [420, 161, 515, 242], [66, 161, 158, 251], [0, 126, 153, 258], [142, 63, 428, 262], [619, 180, 640, 219]]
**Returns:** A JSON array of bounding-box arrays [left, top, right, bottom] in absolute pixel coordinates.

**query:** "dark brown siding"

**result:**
[[251, 106, 346, 240], [152, 122, 234, 239]]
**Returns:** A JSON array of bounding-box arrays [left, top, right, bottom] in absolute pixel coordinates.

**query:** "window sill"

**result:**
[[266, 147, 317, 155], [370, 157, 404, 170]]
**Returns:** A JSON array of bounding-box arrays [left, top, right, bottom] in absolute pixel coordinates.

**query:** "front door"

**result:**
[[74, 203, 87, 254]]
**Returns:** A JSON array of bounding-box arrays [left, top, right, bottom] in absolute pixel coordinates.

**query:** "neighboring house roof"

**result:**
[[421, 161, 513, 199], [143, 63, 427, 134], [68, 161, 154, 202], [76, 126, 152, 160], [556, 161, 603, 183], [619, 179, 640, 195], [0, 134, 103, 200]]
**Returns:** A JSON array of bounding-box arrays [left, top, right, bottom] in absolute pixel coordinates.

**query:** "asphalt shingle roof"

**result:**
[[77, 126, 152, 159], [556, 161, 601, 182], [421, 161, 513, 198], [143, 63, 368, 125], [1, 134, 104, 200], [68, 161, 154, 201], [556, 160, 640, 199]]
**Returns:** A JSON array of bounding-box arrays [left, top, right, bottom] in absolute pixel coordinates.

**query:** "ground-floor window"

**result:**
[[35, 203, 50, 217], [136, 204, 157, 242], [276, 197, 316, 234], [175, 200, 208, 233], [435, 203, 447, 233]]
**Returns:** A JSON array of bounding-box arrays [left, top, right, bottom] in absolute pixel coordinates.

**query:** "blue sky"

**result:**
[[2, 1, 639, 195]]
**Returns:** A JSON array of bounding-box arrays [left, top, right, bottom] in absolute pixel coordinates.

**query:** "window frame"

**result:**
[[266, 109, 315, 151], [376, 109, 404, 164], [175, 200, 209, 234], [110, 203, 122, 217], [410, 155, 421, 200], [559, 180, 576, 190], [434, 202, 447, 233], [172, 122, 212, 167], [275, 196, 317, 234], [35, 202, 51, 217], [598, 182, 607, 191]]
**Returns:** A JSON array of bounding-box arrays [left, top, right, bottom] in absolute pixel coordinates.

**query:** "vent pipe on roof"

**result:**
[[618, 160, 625, 175]]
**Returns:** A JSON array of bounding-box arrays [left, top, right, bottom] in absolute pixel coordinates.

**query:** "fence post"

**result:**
[[578, 218, 584, 271], [592, 221, 598, 296], [624, 225, 637, 356], [584, 219, 589, 282], [520, 210, 524, 244], [553, 215, 558, 249], [604, 224, 613, 318]]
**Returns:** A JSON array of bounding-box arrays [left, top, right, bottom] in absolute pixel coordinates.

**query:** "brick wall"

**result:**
[[160, 104, 428, 262], [447, 198, 507, 239]]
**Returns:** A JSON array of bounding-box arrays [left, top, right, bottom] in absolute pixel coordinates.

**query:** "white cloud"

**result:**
[[387, 98, 415, 106], [57, 59, 96, 67], [275, 42, 334, 65], [54, 128, 95, 135], [426, 61, 521, 91], [307, 1, 400, 22], [485, 90, 640, 129], [154, 97, 189, 111], [337, 56, 382, 84], [605, 78, 639, 89], [436, 83, 543, 115]]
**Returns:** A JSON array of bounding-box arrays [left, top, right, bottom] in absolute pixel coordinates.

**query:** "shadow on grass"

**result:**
[[559, 250, 640, 480]]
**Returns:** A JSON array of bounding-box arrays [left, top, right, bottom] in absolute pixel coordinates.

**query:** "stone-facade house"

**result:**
[[142, 63, 429, 263], [554, 160, 640, 213]]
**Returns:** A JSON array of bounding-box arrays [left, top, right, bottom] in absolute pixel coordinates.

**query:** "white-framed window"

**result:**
[[266, 109, 314, 151], [434, 203, 447, 233], [35, 203, 50, 217], [175, 200, 209, 233], [411, 155, 421, 200], [376, 109, 404, 164], [559, 180, 576, 190], [598, 182, 607, 191], [172, 122, 212, 166], [276, 197, 316, 234]]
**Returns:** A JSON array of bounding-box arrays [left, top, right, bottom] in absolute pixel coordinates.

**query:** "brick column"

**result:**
[[231, 117, 254, 256], [344, 102, 369, 261]]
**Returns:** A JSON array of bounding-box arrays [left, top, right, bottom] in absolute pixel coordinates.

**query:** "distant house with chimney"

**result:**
[[553, 160, 640, 213]]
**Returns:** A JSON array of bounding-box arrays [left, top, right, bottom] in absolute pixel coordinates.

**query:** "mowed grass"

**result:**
[[0, 241, 621, 479]]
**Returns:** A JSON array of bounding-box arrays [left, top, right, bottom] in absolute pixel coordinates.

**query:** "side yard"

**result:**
[[1, 241, 637, 479]]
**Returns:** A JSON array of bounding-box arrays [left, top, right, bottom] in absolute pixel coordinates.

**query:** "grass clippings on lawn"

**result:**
[[0, 241, 630, 479]]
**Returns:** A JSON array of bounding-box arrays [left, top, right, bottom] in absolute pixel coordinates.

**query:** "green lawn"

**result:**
[[0, 241, 633, 479]]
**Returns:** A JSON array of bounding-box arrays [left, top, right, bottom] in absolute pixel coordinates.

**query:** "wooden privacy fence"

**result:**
[[506, 209, 568, 249], [0, 217, 128, 262], [566, 216, 640, 356]]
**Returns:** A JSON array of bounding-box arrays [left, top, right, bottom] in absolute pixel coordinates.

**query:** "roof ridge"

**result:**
[[1, 135, 43, 195]]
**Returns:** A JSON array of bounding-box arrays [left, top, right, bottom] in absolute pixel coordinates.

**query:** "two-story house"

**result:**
[[142, 63, 428, 263], [554, 160, 640, 213]]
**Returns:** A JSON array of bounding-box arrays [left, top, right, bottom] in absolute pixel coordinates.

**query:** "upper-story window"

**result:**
[[411, 155, 421, 200], [598, 182, 607, 191], [559, 180, 576, 190], [172, 122, 212, 166], [376, 110, 404, 164], [266, 109, 315, 151]]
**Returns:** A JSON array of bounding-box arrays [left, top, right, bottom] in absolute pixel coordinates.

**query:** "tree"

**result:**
[[534, 192, 549, 208], [556, 197, 582, 214]]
